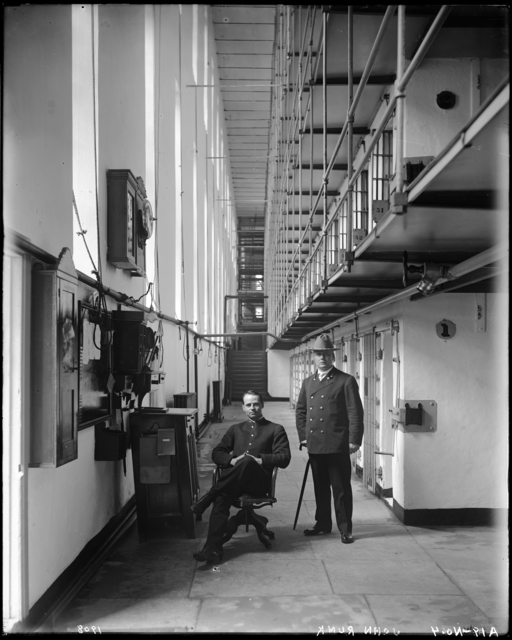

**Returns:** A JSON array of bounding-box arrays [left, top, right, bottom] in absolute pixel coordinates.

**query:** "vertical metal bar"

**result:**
[[346, 6, 354, 269], [395, 5, 406, 194], [298, 5, 303, 295], [322, 8, 328, 287], [309, 12, 314, 292]]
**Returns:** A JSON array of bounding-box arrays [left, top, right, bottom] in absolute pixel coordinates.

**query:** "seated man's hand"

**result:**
[[349, 443, 360, 454], [230, 454, 247, 466], [245, 453, 262, 465]]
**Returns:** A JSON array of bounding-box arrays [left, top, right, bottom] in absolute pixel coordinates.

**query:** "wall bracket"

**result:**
[[391, 399, 437, 433]]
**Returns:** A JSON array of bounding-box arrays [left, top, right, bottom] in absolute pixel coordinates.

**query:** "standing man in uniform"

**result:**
[[296, 334, 364, 544], [191, 390, 291, 563]]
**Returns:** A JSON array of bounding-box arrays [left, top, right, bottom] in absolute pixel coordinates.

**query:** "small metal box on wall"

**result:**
[[30, 248, 79, 467], [107, 169, 152, 277]]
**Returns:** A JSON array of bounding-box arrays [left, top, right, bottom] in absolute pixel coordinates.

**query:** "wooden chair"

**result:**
[[212, 466, 279, 549]]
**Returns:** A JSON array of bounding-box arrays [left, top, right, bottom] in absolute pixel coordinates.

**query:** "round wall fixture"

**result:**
[[437, 91, 456, 110], [436, 319, 456, 339]]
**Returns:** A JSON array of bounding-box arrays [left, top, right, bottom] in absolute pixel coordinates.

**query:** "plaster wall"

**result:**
[[4, 4, 238, 609], [267, 350, 291, 399], [403, 58, 474, 159], [4, 6, 73, 255], [28, 427, 134, 607], [97, 5, 149, 299], [400, 293, 508, 511], [480, 59, 510, 103]]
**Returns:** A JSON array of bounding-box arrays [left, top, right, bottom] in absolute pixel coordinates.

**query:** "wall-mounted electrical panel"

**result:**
[[107, 169, 154, 277], [30, 248, 79, 467], [111, 310, 165, 406], [112, 310, 149, 373]]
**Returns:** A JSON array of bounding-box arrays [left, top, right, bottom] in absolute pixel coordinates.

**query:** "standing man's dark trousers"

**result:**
[[207, 456, 270, 553], [309, 450, 353, 534]]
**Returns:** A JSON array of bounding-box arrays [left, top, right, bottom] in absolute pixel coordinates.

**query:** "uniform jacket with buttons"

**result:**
[[296, 367, 364, 453], [212, 418, 291, 484]]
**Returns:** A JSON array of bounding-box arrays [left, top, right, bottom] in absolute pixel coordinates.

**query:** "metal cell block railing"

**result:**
[[265, 5, 453, 344]]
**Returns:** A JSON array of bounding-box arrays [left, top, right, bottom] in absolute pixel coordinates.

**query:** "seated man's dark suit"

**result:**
[[296, 367, 364, 534], [206, 417, 291, 554]]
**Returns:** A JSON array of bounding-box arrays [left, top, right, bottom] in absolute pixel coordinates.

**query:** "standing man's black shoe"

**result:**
[[341, 532, 354, 544], [304, 525, 332, 536], [193, 545, 223, 563], [191, 492, 215, 515]]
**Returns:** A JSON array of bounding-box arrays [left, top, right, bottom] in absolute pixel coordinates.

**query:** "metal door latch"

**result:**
[[390, 400, 437, 432]]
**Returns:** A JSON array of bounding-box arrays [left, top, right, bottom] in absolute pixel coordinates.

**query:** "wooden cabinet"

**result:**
[[129, 408, 199, 539], [30, 248, 78, 467]]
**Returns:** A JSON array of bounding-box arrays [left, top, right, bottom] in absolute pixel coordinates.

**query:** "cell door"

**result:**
[[347, 338, 363, 474], [363, 333, 377, 493]]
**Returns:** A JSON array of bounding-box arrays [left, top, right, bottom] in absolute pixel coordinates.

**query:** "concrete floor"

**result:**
[[48, 402, 508, 635]]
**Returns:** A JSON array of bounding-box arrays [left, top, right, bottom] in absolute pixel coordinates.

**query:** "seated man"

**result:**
[[191, 390, 291, 563]]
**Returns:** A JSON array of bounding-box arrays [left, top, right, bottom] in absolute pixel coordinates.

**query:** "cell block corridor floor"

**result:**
[[47, 402, 508, 635]]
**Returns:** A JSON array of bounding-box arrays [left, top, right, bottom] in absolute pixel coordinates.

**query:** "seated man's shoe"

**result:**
[[191, 492, 215, 515], [304, 525, 332, 536], [341, 532, 354, 544], [193, 545, 223, 563]]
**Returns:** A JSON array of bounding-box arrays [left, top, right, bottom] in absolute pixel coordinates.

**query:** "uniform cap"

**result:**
[[312, 333, 336, 351]]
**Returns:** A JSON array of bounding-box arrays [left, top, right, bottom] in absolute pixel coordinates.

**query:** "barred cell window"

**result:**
[[353, 170, 369, 230], [371, 130, 393, 203]]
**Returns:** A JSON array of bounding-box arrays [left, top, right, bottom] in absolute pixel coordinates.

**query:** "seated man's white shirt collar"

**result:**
[[317, 366, 334, 380]]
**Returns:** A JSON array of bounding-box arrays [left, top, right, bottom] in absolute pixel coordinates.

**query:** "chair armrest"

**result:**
[[270, 467, 279, 498], [212, 465, 223, 488]]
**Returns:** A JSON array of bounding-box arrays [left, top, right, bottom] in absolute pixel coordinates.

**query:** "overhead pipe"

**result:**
[[224, 294, 268, 338], [201, 332, 298, 344], [300, 244, 508, 343]]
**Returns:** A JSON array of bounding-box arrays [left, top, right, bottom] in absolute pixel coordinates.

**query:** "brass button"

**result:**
[[320, 418, 324, 422], [321, 430, 324, 434], [320, 406, 323, 410], [311, 396, 314, 399], [321, 395, 324, 398], [310, 430, 313, 433], [310, 418, 313, 421], [310, 407, 313, 410]]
